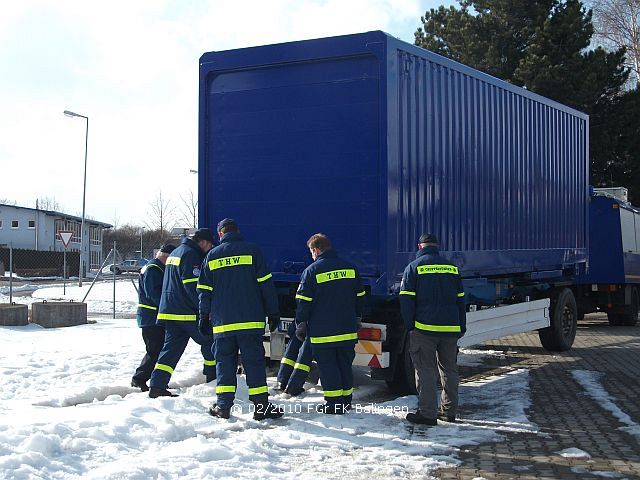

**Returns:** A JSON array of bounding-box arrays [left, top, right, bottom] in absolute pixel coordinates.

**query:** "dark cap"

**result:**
[[192, 228, 216, 244], [216, 218, 238, 232], [159, 243, 176, 254], [418, 233, 438, 245]]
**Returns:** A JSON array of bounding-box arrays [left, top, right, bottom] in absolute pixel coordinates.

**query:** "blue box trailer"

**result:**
[[199, 31, 590, 392], [572, 191, 640, 326]]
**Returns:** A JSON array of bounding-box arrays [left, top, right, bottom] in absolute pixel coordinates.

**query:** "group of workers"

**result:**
[[132, 219, 466, 425]]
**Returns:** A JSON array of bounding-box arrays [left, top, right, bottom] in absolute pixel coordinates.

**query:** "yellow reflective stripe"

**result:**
[[216, 385, 236, 393], [209, 255, 252, 270], [316, 269, 355, 284], [323, 389, 343, 398], [154, 363, 174, 375], [257, 273, 272, 283], [357, 290, 366, 297], [197, 283, 213, 291], [280, 357, 296, 367], [212, 321, 266, 334], [157, 313, 197, 321], [147, 263, 163, 271], [415, 322, 461, 332], [182, 278, 198, 284], [417, 264, 459, 275], [310, 332, 358, 344], [138, 303, 157, 310], [399, 290, 416, 296], [294, 362, 310, 372], [203, 359, 217, 366], [342, 388, 354, 396], [248, 386, 268, 396], [166, 256, 181, 266], [295, 294, 313, 302], [457, 292, 465, 297]]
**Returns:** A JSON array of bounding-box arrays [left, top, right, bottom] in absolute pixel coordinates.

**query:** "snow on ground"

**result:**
[[1, 315, 542, 480], [0, 287, 540, 478], [572, 370, 640, 440], [457, 348, 506, 367], [558, 447, 591, 458]]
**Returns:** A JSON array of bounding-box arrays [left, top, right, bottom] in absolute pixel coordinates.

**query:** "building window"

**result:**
[[90, 250, 101, 270], [90, 226, 102, 246], [55, 219, 81, 243], [28, 220, 35, 229], [11, 220, 19, 229]]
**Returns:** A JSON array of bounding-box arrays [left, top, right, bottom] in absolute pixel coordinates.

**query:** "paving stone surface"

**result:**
[[437, 314, 640, 480]]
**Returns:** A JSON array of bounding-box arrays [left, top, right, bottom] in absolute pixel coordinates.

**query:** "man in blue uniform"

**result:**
[[276, 321, 312, 396], [198, 218, 283, 420], [148, 228, 217, 398], [131, 244, 175, 392], [399, 234, 466, 425], [295, 233, 365, 414]]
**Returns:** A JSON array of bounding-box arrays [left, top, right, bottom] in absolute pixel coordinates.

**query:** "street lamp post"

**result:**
[[64, 110, 89, 287], [140, 227, 145, 258]]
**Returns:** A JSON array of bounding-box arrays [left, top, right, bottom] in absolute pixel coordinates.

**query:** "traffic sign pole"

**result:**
[[58, 231, 74, 295]]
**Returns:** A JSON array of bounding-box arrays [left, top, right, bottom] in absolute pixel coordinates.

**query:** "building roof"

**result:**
[[0, 203, 113, 228]]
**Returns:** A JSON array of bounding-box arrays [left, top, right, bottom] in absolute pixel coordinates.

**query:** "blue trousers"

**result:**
[[149, 321, 216, 389], [215, 334, 268, 410], [312, 344, 355, 406], [277, 335, 312, 391]]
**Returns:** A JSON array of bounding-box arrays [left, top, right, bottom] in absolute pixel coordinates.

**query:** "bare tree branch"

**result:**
[[178, 190, 198, 228], [591, 0, 640, 87], [145, 190, 176, 239]]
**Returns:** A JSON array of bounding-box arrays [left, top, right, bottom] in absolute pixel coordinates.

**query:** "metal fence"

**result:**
[[0, 242, 140, 319]]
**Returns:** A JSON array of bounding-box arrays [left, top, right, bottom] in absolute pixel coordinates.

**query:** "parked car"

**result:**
[[102, 258, 149, 275]]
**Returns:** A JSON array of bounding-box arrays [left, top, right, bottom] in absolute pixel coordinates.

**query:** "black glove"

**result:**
[[268, 315, 280, 333], [295, 322, 307, 341], [198, 312, 212, 336]]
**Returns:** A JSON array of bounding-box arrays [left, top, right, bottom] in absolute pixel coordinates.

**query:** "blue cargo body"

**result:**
[[198, 31, 589, 297], [576, 195, 640, 285]]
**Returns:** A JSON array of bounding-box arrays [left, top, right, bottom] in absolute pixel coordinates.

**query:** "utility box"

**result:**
[[0, 303, 28, 326], [31, 301, 87, 328]]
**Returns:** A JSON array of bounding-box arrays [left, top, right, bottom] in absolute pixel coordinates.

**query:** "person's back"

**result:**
[[149, 229, 217, 398], [295, 233, 365, 414], [131, 244, 175, 392], [198, 219, 282, 420], [399, 233, 466, 425], [204, 232, 277, 336]]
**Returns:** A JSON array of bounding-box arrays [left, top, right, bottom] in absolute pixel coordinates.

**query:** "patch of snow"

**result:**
[[572, 370, 640, 440], [558, 447, 591, 458], [0, 320, 541, 479], [458, 348, 506, 367]]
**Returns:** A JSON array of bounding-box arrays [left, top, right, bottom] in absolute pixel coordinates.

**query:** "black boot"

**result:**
[[208, 404, 231, 419], [149, 387, 178, 398], [437, 411, 456, 423], [253, 402, 284, 421], [131, 378, 149, 392], [284, 386, 305, 397], [406, 411, 437, 425], [206, 373, 216, 383]]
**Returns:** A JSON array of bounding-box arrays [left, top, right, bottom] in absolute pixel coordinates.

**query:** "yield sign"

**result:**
[[58, 230, 74, 249]]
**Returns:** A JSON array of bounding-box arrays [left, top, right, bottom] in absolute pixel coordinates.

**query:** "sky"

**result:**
[[0, 0, 452, 228]]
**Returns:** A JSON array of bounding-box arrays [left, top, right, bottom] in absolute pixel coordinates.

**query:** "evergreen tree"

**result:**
[[415, 0, 638, 202]]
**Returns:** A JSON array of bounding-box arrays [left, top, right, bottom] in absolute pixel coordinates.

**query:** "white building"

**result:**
[[0, 203, 112, 271]]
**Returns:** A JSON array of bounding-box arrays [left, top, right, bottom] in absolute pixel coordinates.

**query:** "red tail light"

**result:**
[[358, 327, 382, 340]]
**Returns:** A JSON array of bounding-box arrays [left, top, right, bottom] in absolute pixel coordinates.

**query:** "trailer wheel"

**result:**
[[386, 335, 418, 395], [607, 312, 623, 326], [617, 287, 639, 326], [538, 288, 577, 351]]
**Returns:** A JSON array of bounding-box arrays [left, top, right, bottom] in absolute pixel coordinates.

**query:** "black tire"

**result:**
[[618, 287, 639, 326], [386, 334, 418, 395], [113, 267, 122, 275], [538, 288, 577, 351], [607, 312, 623, 326]]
